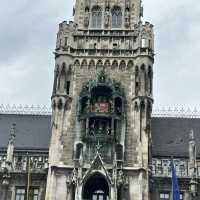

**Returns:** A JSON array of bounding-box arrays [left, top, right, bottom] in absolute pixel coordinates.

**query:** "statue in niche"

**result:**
[[104, 7, 110, 27], [98, 122, 103, 135], [124, 9, 130, 27], [117, 170, 124, 186], [71, 168, 77, 184], [84, 9, 90, 27], [89, 120, 95, 136], [109, 99, 114, 112], [106, 123, 111, 135]]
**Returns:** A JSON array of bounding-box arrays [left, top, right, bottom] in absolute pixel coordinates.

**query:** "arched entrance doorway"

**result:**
[[82, 173, 109, 200]]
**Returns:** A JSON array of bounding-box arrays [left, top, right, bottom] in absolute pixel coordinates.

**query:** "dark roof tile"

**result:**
[[0, 114, 51, 150]]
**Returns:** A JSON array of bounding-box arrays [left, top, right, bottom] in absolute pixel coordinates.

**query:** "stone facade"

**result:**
[[46, 0, 154, 200], [0, 1, 199, 200]]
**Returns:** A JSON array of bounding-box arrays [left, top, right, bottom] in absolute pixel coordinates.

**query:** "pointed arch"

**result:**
[[52, 100, 56, 110], [147, 100, 152, 120], [140, 100, 146, 111], [111, 6, 122, 28], [91, 6, 102, 28], [141, 64, 146, 71], [81, 59, 87, 69], [88, 60, 95, 70], [82, 172, 109, 200], [96, 60, 103, 70], [53, 64, 59, 94], [135, 65, 139, 96], [119, 60, 126, 71], [134, 101, 139, 111], [127, 60, 134, 70], [116, 144, 124, 161], [74, 143, 84, 160], [111, 60, 118, 70], [140, 64, 146, 93], [74, 59, 80, 68], [148, 65, 153, 95], [58, 63, 67, 93], [104, 60, 111, 68], [58, 98, 63, 110]]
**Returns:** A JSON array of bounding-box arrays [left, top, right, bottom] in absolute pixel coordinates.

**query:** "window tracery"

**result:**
[[81, 59, 87, 69], [91, 6, 102, 28], [119, 60, 126, 71], [111, 60, 118, 70], [111, 7, 122, 28], [74, 60, 80, 68], [104, 60, 111, 68]]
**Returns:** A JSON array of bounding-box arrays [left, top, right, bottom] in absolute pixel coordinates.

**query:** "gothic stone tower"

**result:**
[[46, 0, 154, 200]]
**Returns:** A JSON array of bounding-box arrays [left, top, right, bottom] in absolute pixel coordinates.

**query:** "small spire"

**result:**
[[189, 129, 194, 141], [9, 123, 16, 144], [6, 124, 16, 165]]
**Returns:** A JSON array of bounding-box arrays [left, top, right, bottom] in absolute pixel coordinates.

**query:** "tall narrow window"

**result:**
[[159, 192, 170, 200], [112, 7, 122, 28], [64, 37, 68, 47], [15, 188, 25, 200], [66, 81, 70, 95], [91, 6, 102, 28], [30, 188, 39, 200]]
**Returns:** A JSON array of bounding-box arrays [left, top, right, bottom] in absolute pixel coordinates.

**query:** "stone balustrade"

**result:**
[[152, 158, 200, 178], [0, 153, 48, 173]]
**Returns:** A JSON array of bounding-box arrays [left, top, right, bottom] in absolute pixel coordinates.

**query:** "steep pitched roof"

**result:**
[[0, 113, 199, 158], [151, 117, 200, 158], [0, 114, 51, 150]]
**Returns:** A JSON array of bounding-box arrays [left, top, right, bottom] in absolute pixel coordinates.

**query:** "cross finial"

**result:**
[[96, 140, 102, 152]]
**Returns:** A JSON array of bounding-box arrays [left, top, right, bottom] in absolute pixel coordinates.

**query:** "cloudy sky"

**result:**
[[0, 0, 200, 110]]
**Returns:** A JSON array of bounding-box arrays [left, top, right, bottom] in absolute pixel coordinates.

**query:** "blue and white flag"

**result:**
[[171, 160, 180, 200]]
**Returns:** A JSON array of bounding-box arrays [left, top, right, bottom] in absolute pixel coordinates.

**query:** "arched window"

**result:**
[[74, 59, 80, 68], [111, 60, 118, 69], [96, 60, 103, 70], [89, 60, 95, 69], [112, 7, 122, 28], [58, 63, 66, 93], [127, 60, 134, 70], [91, 6, 102, 28], [119, 60, 126, 71], [81, 59, 87, 69], [104, 60, 111, 68]]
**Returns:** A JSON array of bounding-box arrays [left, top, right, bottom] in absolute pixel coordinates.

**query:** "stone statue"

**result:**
[[104, 8, 110, 27], [84, 10, 90, 27], [124, 9, 130, 27]]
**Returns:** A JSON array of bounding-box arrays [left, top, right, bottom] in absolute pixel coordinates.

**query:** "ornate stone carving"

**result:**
[[124, 9, 130, 28], [84, 10, 90, 28], [104, 8, 110, 27], [117, 170, 128, 188]]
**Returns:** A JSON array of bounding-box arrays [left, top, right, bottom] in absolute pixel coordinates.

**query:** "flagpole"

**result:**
[[171, 157, 173, 200], [171, 157, 181, 200]]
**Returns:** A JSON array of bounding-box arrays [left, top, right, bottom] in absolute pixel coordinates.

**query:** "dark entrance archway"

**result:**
[[82, 173, 109, 200]]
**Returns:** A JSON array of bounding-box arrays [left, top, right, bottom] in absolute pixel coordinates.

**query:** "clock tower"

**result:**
[[45, 0, 154, 199]]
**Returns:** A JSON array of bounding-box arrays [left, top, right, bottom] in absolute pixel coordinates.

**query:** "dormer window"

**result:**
[[112, 6, 122, 28], [91, 6, 102, 28]]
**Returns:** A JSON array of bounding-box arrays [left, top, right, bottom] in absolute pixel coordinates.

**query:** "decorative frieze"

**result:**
[[152, 158, 200, 178], [0, 153, 48, 173]]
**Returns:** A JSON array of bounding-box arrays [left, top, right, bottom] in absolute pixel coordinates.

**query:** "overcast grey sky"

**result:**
[[0, 0, 200, 109]]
